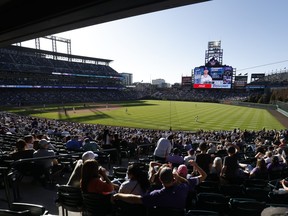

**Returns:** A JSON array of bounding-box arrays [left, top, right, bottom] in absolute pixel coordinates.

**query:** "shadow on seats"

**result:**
[[219, 184, 245, 198], [186, 209, 219, 216], [114, 200, 146, 216], [195, 192, 230, 215], [243, 178, 268, 188], [195, 180, 220, 193], [55, 184, 82, 216], [10, 202, 49, 216], [0, 209, 30, 215], [146, 207, 186, 216], [112, 166, 127, 182], [268, 190, 288, 205], [228, 197, 267, 216], [244, 186, 270, 202], [82, 192, 113, 216]]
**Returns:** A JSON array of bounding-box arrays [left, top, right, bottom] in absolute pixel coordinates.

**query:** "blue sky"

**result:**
[[21, 0, 288, 84]]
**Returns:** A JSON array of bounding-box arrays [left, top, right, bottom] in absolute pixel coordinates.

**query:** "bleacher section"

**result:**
[[0, 45, 143, 105], [0, 45, 123, 88]]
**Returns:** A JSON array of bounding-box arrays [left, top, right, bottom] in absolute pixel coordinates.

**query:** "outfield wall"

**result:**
[[276, 101, 288, 117], [225, 101, 277, 110], [225, 100, 288, 118]]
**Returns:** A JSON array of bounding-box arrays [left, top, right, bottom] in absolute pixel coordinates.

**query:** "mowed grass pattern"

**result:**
[[29, 100, 284, 131]]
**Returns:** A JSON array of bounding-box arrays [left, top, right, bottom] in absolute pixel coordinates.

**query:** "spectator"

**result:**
[[112, 160, 206, 210], [66, 135, 82, 151], [207, 143, 217, 154], [10, 138, 34, 160], [33, 139, 63, 185], [220, 146, 247, 184], [280, 179, 288, 192], [264, 151, 273, 164], [118, 163, 150, 195], [80, 159, 114, 194], [267, 155, 286, 172], [153, 135, 172, 163], [209, 156, 222, 181], [24, 134, 34, 150], [195, 142, 212, 176], [148, 162, 168, 190], [166, 147, 184, 166], [279, 138, 287, 148], [82, 138, 101, 152], [275, 147, 286, 163], [249, 158, 268, 179], [176, 164, 188, 178], [66, 151, 98, 188], [184, 148, 196, 166]]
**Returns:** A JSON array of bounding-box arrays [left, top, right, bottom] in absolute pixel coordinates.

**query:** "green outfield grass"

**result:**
[[11, 100, 285, 131]]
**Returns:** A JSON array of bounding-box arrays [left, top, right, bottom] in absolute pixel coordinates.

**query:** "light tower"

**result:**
[[34, 35, 71, 60], [205, 40, 223, 65]]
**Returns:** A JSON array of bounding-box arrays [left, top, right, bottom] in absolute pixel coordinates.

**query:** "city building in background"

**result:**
[[152, 78, 170, 88], [120, 72, 133, 86]]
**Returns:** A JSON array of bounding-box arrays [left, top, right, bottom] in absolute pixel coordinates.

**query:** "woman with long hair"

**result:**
[[81, 159, 114, 194], [209, 157, 222, 181], [249, 158, 268, 179], [119, 163, 150, 195]]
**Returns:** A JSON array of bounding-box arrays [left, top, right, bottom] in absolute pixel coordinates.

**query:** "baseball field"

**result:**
[[9, 100, 286, 131]]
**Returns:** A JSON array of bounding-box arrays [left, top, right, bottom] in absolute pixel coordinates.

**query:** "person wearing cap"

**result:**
[[176, 164, 188, 178], [24, 134, 34, 149], [200, 67, 212, 84], [112, 160, 206, 210], [33, 139, 62, 185], [33, 139, 58, 168], [67, 150, 98, 188]]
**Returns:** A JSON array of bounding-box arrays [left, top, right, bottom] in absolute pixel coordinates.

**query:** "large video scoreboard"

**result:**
[[193, 66, 233, 89]]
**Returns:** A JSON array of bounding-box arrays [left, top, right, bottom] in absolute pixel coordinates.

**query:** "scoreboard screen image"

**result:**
[[193, 66, 233, 89]]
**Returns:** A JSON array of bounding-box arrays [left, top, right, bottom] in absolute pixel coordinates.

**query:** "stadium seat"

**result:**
[[219, 184, 245, 198], [55, 184, 83, 216], [146, 206, 186, 216], [114, 200, 146, 216], [0, 209, 30, 216], [82, 192, 113, 216], [195, 180, 220, 193], [10, 202, 49, 216], [228, 197, 267, 216], [186, 209, 219, 216], [195, 192, 230, 215]]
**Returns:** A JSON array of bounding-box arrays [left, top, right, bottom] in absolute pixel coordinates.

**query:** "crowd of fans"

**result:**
[[0, 88, 139, 106], [1, 110, 288, 214], [0, 45, 124, 93]]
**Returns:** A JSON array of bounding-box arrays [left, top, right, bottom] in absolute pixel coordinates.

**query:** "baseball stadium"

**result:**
[[0, 1, 288, 216]]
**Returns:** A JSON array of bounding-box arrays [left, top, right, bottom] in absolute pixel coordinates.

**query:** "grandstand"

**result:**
[[0, 44, 140, 106]]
